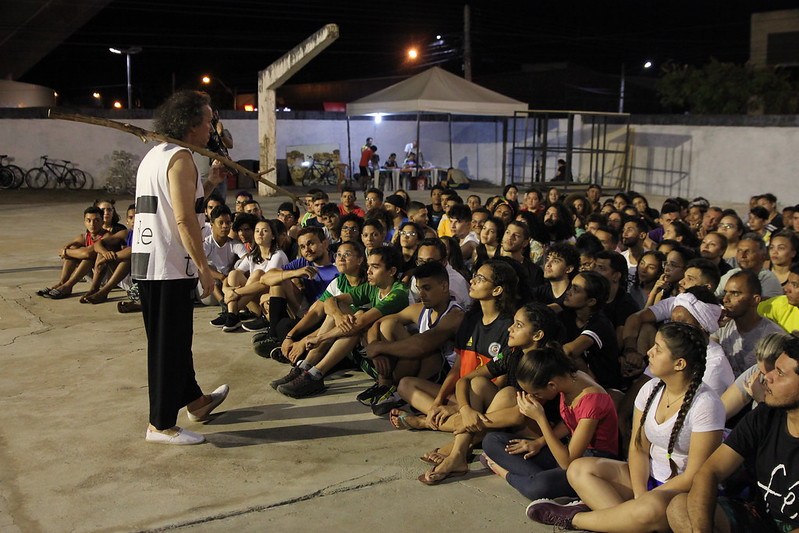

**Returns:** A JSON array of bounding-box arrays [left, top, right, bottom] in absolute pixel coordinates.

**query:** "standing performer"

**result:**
[[132, 91, 229, 445]]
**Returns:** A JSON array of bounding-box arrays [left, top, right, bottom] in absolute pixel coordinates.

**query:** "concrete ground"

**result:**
[[0, 186, 584, 533]]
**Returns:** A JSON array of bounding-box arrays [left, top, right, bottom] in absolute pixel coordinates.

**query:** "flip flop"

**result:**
[[478, 453, 499, 475], [48, 289, 71, 299], [389, 408, 413, 430], [419, 448, 447, 466], [79, 293, 96, 304], [36, 287, 53, 297], [417, 468, 468, 486]]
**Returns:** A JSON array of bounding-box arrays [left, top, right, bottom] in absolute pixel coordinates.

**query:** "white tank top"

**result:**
[[418, 298, 462, 366], [131, 143, 204, 281]]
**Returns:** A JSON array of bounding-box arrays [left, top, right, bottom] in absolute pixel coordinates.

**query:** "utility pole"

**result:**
[[463, 4, 472, 80]]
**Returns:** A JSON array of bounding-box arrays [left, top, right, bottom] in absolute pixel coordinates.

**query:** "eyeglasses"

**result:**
[[400, 231, 417, 237], [472, 272, 494, 284], [334, 252, 355, 259], [236, 200, 248, 205], [342, 226, 360, 233], [365, 198, 378, 203], [277, 212, 295, 219]]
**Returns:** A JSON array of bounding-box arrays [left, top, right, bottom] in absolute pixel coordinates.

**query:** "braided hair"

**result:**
[[634, 322, 708, 479]]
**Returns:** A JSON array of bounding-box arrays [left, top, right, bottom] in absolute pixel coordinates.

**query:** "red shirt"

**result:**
[[559, 392, 619, 456], [359, 148, 374, 167], [338, 204, 366, 218], [84, 229, 108, 247]]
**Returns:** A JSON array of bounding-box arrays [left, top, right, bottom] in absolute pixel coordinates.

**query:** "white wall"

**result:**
[[1, 115, 798, 206]]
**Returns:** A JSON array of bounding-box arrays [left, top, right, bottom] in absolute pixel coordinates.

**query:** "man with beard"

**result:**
[[620, 217, 648, 283], [500, 220, 543, 301], [383, 194, 408, 242], [542, 203, 576, 245], [712, 270, 784, 377], [666, 336, 799, 533]]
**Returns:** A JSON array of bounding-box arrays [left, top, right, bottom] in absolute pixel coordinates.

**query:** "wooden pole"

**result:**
[[47, 109, 297, 203]]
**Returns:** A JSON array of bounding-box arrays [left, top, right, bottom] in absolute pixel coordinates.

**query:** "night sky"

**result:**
[[18, 0, 799, 108]]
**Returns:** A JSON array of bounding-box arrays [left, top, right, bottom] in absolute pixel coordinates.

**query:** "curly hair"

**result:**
[[153, 90, 211, 140], [480, 259, 519, 316], [635, 322, 708, 478]]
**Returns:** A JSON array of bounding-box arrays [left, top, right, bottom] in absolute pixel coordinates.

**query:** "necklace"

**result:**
[[664, 389, 686, 409]]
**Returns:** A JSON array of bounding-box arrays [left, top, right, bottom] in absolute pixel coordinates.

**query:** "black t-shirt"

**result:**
[[560, 308, 622, 389], [604, 290, 640, 330], [426, 204, 445, 229], [531, 282, 567, 307], [724, 404, 799, 528], [455, 310, 513, 377], [507, 258, 544, 304], [718, 260, 733, 276]]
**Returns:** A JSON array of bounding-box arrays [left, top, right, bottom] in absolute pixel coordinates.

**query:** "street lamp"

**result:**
[[408, 48, 418, 59], [619, 60, 653, 113], [201, 75, 236, 109], [109, 46, 142, 109]]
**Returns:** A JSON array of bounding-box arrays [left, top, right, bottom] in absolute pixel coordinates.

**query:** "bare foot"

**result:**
[[420, 440, 454, 465], [419, 455, 469, 484], [86, 292, 108, 304], [80, 291, 98, 303]]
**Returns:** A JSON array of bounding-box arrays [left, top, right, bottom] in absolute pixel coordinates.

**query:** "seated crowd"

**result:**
[[39, 183, 799, 532]]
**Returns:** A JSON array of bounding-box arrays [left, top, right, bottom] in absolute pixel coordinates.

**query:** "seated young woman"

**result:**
[[412, 302, 561, 484], [481, 344, 618, 501], [395, 260, 518, 440], [527, 322, 725, 532]]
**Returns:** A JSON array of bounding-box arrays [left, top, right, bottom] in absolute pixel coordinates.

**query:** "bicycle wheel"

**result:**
[[25, 168, 49, 189], [65, 169, 87, 190], [301, 167, 317, 187], [324, 168, 338, 185], [0, 167, 13, 189], [8, 165, 25, 189]]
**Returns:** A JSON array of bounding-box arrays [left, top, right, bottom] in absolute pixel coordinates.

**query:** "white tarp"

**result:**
[[346, 66, 527, 117]]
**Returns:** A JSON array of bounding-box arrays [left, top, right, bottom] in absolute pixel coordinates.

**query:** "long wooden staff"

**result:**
[[47, 109, 299, 203]]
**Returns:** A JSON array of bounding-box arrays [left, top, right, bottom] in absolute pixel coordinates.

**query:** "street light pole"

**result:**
[[109, 46, 142, 109], [619, 63, 626, 113]]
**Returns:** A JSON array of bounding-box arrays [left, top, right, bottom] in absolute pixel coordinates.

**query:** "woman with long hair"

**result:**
[[629, 250, 665, 308], [527, 323, 725, 532], [217, 219, 288, 331], [717, 211, 745, 268], [503, 184, 520, 212], [441, 235, 472, 280], [481, 344, 618, 501], [397, 221, 422, 276], [473, 216, 505, 271], [646, 246, 694, 307], [767, 230, 799, 286]]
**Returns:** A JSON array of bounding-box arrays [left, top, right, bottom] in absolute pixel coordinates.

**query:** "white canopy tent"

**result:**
[[345, 66, 527, 180]]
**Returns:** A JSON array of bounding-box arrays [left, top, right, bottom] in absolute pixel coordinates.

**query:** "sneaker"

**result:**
[[355, 382, 382, 405], [252, 332, 280, 359], [371, 389, 405, 416], [242, 315, 270, 333], [277, 372, 325, 398], [270, 346, 291, 364], [222, 313, 241, 332], [525, 499, 589, 528], [238, 309, 257, 321], [209, 312, 228, 328], [270, 366, 303, 390]]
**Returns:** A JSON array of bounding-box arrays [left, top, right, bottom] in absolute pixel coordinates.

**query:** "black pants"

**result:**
[[139, 278, 203, 430]]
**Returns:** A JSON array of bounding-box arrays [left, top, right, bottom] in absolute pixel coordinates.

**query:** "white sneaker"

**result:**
[[145, 427, 205, 445], [187, 384, 230, 422]]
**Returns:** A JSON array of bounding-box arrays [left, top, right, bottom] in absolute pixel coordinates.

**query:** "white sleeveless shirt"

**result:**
[[132, 143, 204, 281]]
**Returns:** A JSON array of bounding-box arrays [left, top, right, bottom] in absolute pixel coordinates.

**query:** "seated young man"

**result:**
[[302, 191, 329, 228], [38, 206, 107, 299], [533, 242, 580, 306], [319, 202, 341, 245], [266, 241, 367, 364], [447, 204, 479, 268], [202, 204, 246, 306], [277, 201, 301, 240], [272, 246, 409, 399], [81, 203, 136, 304], [248, 226, 339, 346], [358, 261, 466, 415]]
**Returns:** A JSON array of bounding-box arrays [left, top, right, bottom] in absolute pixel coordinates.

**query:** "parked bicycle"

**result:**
[[301, 158, 338, 186], [0, 154, 26, 189], [25, 155, 87, 189]]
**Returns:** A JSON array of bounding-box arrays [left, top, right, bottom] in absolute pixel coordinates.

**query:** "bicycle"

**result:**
[[25, 155, 87, 189], [301, 158, 338, 187], [0, 154, 25, 189]]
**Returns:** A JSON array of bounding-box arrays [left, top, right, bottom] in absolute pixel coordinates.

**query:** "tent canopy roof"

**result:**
[[346, 66, 527, 117]]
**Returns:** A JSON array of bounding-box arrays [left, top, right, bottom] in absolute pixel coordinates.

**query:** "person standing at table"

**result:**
[[132, 90, 230, 445]]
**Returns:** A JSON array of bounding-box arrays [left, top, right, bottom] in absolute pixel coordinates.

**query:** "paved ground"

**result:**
[[0, 186, 582, 533]]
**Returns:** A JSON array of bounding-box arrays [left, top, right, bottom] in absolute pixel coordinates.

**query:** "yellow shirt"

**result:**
[[437, 215, 452, 238], [758, 295, 799, 333]]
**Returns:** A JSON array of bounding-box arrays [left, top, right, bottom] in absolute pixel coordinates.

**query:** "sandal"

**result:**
[[36, 287, 53, 297], [419, 448, 448, 466], [389, 409, 413, 430], [118, 301, 142, 313], [48, 289, 71, 300], [417, 468, 468, 486]]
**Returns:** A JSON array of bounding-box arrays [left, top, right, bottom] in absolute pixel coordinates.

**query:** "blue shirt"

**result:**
[[282, 257, 340, 301]]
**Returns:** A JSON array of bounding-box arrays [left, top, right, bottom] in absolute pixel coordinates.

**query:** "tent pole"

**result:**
[[346, 115, 352, 184], [448, 114, 453, 168]]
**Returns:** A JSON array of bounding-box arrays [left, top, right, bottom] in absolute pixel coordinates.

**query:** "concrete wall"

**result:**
[[0, 114, 506, 188], [1, 113, 798, 207]]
